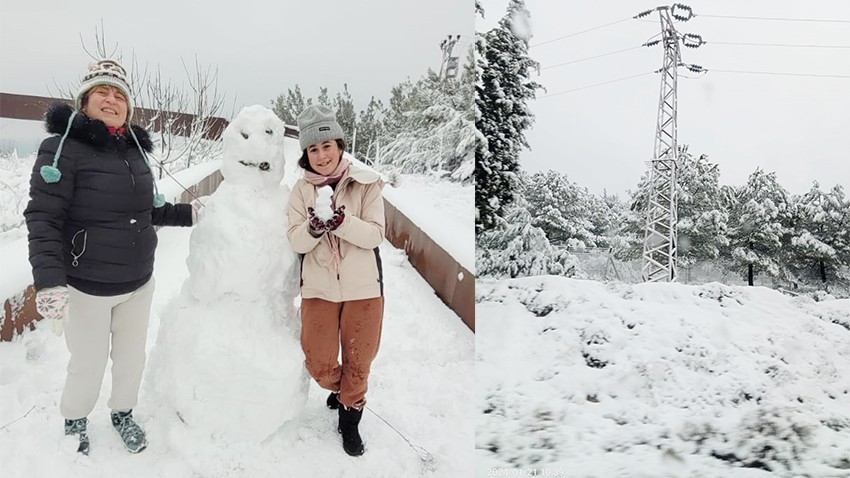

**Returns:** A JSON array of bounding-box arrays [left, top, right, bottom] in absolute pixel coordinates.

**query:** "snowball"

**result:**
[[314, 185, 334, 221]]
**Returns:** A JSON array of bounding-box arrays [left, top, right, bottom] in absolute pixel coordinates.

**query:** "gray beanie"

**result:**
[[297, 105, 344, 151], [75, 59, 133, 122]]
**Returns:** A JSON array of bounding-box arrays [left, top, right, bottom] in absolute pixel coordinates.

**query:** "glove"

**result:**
[[35, 286, 69, 336], [326, 205, 346, 231], [308, 207, 328, 237]]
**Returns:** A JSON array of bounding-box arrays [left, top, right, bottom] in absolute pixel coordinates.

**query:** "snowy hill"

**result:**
[[476, 277, 850, 478]]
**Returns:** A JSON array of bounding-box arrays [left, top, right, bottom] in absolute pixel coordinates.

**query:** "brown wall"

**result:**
[[384, 201, 475, 331], [1, 171, 474, 341]]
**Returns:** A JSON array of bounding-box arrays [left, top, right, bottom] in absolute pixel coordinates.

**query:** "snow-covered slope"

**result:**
[[476, 277, 850, 478]]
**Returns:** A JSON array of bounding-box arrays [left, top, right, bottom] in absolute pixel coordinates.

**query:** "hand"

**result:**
[[326, 205, 346, 231], [308, 207, 328, 237], [190, 197, 206, 224], [35, 286, 69, 336]]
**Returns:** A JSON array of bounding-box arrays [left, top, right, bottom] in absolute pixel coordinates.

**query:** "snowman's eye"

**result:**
[[265, 129, 273, 135], [241, 132, 249, 139]]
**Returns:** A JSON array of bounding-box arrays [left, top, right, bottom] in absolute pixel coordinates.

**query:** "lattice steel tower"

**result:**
[[636, 4, 699, 282]]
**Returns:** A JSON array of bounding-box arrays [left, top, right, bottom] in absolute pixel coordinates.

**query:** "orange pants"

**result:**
[[300, 297, 384, 409]]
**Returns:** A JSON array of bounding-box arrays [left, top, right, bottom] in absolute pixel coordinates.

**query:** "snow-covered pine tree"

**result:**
[[674, 149, 729, 268], [618, 147, 728, 269], [354, 97, 385, 164], [727, 168, 792, 286], [476, 175, 576, 278], [317, 87, 331, 108], [475, 0, 541, 235], [333, 84, 357, 151], [788, 183, 850, 286], [597, 190, 630, 253], [523, 170, 599, 250], [271, 84, 312, 126], [377, 67, 476, 183]]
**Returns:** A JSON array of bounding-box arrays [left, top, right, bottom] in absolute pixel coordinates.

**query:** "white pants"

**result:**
[[60, 278, 155, 420]]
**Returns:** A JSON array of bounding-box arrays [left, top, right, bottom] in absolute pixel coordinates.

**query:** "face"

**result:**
[[307, 140, 342, 176], [83, 85, 128, 128]]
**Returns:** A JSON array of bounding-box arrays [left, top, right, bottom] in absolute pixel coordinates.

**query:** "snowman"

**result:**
[[147, 105, 308, 441]]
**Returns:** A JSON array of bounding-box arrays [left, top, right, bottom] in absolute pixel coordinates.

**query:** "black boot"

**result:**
[[64, 417, 90, 456], [111, 409, 148, 453], [338, 405, 365, 456], [326, 392, 340, 410]]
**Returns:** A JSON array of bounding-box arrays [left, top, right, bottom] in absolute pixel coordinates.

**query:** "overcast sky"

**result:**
[[479, 0, 850, 197], [0, 0, 473, 152]]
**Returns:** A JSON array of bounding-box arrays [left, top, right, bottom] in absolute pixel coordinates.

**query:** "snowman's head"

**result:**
[[221, 105, 287, 187]]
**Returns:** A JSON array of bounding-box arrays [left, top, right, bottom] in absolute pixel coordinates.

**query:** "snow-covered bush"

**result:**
[[0, 150, 35, 244]]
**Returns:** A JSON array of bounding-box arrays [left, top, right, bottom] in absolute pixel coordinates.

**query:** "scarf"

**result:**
[[305, 157, 350, 187]]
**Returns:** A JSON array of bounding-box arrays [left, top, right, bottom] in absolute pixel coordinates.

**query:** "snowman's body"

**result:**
[[149, 105, 307, 441]]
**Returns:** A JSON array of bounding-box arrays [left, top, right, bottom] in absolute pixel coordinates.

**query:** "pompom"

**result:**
[[153, 193, 166, 208], [40, 165, 62, 183]]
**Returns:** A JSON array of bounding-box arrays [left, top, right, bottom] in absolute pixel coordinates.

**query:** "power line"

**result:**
[[696, 14, 850, 24], [530, 17, 632, 48], [709, 69, 850, 79], [538, 71, 656, 99], [541, 46, 644, 71], [710, 41, 850, 49]]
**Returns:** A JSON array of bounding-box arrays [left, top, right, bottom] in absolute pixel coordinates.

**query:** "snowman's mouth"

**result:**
[[238, 160, 271, 171]]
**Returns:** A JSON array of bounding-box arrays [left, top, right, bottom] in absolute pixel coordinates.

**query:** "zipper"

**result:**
[[124, 159, 136, 188], [70, 229, 88, 267]]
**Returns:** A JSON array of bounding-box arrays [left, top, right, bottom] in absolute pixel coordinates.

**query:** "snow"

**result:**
[[315, 185, 335, 221], [477, 276, 850, 477], [0, 236, 32, 303], [382, 174, 474, 274], [157, 159, 222, 202], [0, 150, 35, 246], [0, 229, 473, 477]]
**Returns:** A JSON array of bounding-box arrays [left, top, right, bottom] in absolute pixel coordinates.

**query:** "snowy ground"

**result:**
[[476, 276, 850, 478], [0, 228, 473, 478]]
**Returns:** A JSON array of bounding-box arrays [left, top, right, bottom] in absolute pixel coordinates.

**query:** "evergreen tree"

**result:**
[[378, 64, 475, 183], [354, 96, 385, 163], [673, 149, 729, 267], [333, 84, 357, 151], [475, 0, 541, 235], [618, 147, 728, 267], [524, 170, 599, 249], [317, 87, 331, 108], [788, 183, 850, 286], [727, 169, 792, 286], [476, 181, 577, 278], [270, 84, 311, 125]]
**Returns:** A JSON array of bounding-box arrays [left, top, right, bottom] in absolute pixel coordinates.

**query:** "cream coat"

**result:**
[[287, 164, 385, 302]]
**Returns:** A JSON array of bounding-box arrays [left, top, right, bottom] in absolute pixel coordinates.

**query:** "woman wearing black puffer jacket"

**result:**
[[24, 59, 195, 456]]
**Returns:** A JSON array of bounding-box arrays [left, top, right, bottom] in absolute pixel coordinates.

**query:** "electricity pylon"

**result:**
[[439, 34, 462, 80], [636, 4, 701, 282]]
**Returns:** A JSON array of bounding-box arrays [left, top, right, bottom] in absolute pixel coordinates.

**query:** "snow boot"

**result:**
[[111, 409, 148, 453], [64, 417, 90, 456], [326, 392, 340, 410], [337, 405, 365, 456]]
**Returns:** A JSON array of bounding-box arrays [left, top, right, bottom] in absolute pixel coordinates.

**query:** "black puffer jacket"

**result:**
[[24, 103, 193, 296]]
